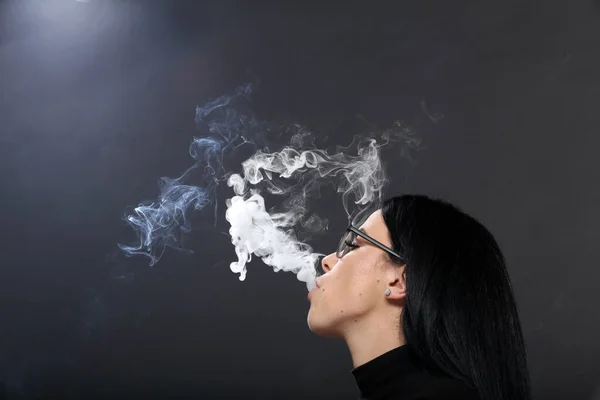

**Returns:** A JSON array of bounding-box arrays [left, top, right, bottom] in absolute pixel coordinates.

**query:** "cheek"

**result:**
[[321, 263, 376, 315], [308, 263, 380, 336]]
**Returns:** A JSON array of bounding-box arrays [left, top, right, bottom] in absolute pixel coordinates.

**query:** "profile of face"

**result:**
[[307, 210, 406, 338]]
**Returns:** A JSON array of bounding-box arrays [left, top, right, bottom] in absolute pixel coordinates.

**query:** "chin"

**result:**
[[307, 311, 342, 338]]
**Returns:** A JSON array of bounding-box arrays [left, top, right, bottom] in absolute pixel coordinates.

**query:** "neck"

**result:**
[[343, 311, 406, 368]]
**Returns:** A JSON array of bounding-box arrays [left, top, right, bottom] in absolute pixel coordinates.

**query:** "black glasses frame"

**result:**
[[337, 225, 403, 260]]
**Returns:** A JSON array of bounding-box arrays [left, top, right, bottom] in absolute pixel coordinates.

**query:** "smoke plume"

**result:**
[[119, 83, 424, 290]]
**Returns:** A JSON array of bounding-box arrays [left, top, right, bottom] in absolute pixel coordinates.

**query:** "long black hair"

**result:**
[[381, 194, 531, 400]]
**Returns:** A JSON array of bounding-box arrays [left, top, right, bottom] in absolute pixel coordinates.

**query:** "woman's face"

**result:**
[[307, 210, 398, 338]]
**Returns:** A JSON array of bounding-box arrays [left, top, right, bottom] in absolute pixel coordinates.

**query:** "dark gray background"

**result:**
[[1, 0, 599, 399]]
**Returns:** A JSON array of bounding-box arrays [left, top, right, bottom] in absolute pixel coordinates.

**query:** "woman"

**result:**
[[307, 194, 532, 400]]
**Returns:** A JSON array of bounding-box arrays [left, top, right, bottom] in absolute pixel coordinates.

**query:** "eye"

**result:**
[[344, 239, 359, 249]]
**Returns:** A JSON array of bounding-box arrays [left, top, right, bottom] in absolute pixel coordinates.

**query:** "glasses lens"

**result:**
[[336, 230, 355, 259]]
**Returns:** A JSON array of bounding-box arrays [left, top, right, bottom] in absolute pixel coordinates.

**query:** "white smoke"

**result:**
[[224, 138, 387, 291]]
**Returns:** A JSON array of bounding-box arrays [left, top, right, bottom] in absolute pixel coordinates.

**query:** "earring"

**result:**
[[384, 288, 391, 296]]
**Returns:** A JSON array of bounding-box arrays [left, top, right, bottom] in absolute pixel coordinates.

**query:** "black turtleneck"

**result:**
[[351, 344, 481, 400]]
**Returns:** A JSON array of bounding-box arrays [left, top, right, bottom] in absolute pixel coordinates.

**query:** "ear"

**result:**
[[385, 264, 407, 300]]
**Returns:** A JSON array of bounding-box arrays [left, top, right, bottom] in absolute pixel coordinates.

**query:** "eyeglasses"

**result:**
[[336, 225, 403, 260]]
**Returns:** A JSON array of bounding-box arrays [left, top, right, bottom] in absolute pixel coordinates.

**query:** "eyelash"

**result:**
[[345, 239, 358, 249]]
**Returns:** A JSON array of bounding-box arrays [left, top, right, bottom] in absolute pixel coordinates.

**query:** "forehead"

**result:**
[[360, 209, 383, 230], [358, 210, 391, 246]]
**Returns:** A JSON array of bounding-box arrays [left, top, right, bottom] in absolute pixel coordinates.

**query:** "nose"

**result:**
[[321, 252, 336, 274]]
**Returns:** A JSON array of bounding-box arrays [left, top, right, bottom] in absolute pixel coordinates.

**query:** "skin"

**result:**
[[307, 210, 408, 368]]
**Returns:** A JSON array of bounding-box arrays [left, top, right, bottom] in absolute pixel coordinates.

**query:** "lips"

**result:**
[[308, 278, 321, 300]]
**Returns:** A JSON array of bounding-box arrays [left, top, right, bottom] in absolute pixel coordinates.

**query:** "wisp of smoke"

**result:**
[[118, 83, 261, 265], [119, 83, 423, 292]]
